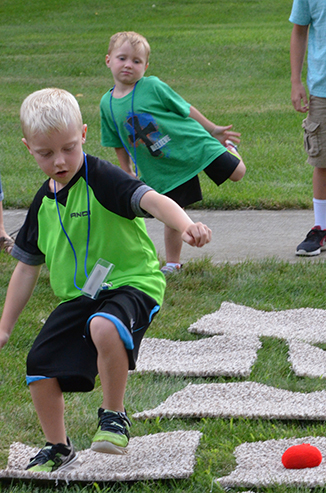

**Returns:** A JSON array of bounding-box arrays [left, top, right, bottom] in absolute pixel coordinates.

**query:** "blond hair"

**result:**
[[108, 31, 150, 63], [20, 88, 83, 140]]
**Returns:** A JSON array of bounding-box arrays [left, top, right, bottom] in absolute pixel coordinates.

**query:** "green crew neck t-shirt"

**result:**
[[100, 76, 227, 194]]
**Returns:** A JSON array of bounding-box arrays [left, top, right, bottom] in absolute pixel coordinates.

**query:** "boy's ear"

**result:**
[[82, 124, 87, 143], [105, 54, 110, 68], [22, 138, 33, 154]]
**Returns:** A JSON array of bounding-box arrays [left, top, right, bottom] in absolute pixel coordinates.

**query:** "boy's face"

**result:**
[[106, 41, 148, 88], [22, 123, 87, 192]]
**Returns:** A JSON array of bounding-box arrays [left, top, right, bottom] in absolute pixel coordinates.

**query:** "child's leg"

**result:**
[[223, 144, 246, 182], [204, 150, 245, 186], [228, 159, 246, 182], [164, 224, 183, 264], [89, 316, 129, 411], [29, 378, 67, 445], [163, 177, 202, 267]]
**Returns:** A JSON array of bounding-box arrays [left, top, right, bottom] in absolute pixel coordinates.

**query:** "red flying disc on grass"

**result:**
[[282, 443, 322, 469]]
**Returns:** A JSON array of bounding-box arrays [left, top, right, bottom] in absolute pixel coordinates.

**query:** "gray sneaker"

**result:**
[[26, 437, 78, 473], [296, 227, 326, 256]]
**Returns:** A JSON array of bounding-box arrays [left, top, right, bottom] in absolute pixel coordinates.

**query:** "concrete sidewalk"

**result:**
[[3, 208, 325, 264]]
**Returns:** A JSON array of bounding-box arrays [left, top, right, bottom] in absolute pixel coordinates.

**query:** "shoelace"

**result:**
[[28, 442, 69, 467], [99, 410, 131, 435]]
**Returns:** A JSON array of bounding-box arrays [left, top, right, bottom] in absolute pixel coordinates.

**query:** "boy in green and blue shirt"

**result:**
[[0, 88, 211, 472]]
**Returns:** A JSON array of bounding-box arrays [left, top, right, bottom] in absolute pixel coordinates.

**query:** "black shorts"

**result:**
[[165, 150, 240, 208], [26, 286, 160, 392]]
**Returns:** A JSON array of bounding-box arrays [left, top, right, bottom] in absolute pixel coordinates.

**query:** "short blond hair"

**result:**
[[108, 31, 150, 64], [20, 88, 83, 140]]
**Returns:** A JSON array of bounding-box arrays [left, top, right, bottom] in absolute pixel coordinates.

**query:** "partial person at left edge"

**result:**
[[0, 171, 15, 254]]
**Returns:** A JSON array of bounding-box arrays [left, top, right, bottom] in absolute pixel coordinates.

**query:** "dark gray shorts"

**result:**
[[26, 286, 160, 392], [165, 150, 240, 208]]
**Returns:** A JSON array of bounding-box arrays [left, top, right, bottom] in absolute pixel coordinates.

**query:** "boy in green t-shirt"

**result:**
[[0, 88, 211, 472], [100, 31, 246, 273]]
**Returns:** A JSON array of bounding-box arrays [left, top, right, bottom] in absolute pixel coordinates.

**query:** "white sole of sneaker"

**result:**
[[91, 441, 128, 455], [295, 248, 321, 256]]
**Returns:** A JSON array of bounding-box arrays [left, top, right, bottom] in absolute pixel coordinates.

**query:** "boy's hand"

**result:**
[[0, 331, 10, 350], [291, 82, 309, 113], [181, 222, 212, 247], [211, 125, 241, 146]]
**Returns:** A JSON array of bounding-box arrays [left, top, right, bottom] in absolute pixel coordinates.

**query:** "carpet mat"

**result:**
[[133, 335, 261, 377], [188, 302, 326, 343], [216, 436, 326, 488], [288, 339, 326, 378], [0, 431, 201, 483], [133, 382, 326, 420]]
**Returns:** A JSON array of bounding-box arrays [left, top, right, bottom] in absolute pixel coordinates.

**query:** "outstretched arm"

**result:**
[[115, 147, 136, 178], [0, 262, 41, 349], [290, 23, 309, 113], [140, 190, 212, 247], [188, 106, 241, 145]]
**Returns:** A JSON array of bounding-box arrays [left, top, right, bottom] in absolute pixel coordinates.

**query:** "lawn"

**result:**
[[0, 0, 310, 209], [1, 1, 325, 492], [1, 256, 326, 493]]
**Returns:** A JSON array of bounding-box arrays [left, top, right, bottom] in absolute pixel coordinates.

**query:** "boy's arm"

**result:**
[[290, 23, 309, 113], [140, 190, 212, 247], [0, 262, 41, 349], [115, 147, 136, 178], [188, 106, 241, 145]]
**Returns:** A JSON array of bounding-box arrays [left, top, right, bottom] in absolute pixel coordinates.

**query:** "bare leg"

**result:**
[[29, 378, 67, 444], [164, 224, 183, 264], [228, 160, 246, 182], [313, 167, 326, 199], [89, 317, 129, 412]]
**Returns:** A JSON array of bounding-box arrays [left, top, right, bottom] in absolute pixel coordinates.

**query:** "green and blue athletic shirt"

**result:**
[[12, 154, 166, 306]]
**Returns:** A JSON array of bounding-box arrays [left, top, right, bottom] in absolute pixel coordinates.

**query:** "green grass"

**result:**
[[2, 256, 326, 492], [1, 0, 325, 491], [0, 0, 311, 210]]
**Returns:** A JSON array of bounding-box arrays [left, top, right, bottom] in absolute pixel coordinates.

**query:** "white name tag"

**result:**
[[82, 259, 115, 299]]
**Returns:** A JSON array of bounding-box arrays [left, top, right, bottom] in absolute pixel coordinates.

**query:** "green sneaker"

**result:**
[[91, 408, 131, 455], [26, 437, 78, 472]]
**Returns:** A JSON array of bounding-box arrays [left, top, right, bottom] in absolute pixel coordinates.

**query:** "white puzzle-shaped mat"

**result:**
[[216, 436, 326, 488], [133, 382, 326, 421], [0, 431, 202, 483], [188, 302, 326, 342], [133, 335, 261, 377]]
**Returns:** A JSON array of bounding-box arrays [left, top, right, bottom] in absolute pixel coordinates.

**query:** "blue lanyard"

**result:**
[[53, 152, 90, 291], [109, 82, 138, 176]]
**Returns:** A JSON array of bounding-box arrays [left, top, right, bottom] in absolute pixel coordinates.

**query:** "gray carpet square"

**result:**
[[133, 335, 261, 377], [217, 436, 326, 488], [133, 382, 326, 420], [188, 302, 326, 343], [0, 431, 202, 483], [288, 339, 326, 378]]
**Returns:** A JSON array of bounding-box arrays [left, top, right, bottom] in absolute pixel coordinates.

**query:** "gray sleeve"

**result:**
[[130, 184, 154, 217], [11, 243, 45, 265]]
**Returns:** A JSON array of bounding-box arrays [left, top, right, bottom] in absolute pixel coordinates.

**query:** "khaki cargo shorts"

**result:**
[[302, 95, 326, 168]]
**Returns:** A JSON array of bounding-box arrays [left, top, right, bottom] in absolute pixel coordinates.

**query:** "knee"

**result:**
[[229, 161, 246, 182], [89, 317, 118, 349]]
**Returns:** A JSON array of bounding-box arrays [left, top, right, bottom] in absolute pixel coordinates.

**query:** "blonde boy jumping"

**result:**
[[0, 88, 211, 472]]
